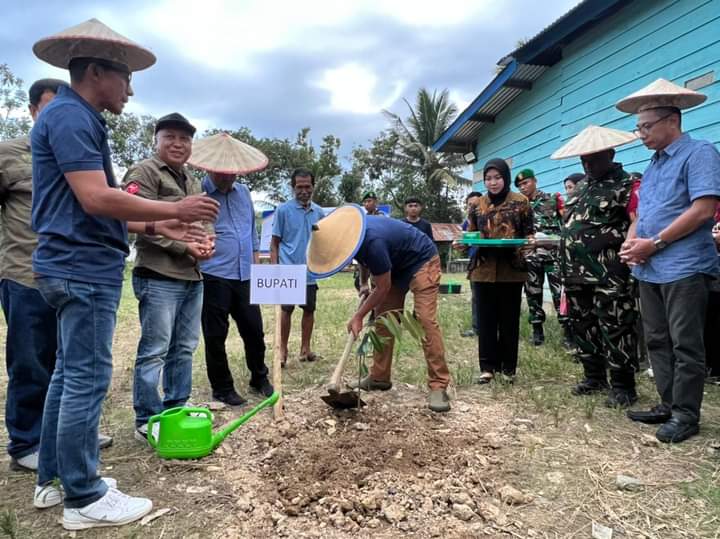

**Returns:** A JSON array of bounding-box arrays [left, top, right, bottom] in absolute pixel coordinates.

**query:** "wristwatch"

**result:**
[[652, 234, 668, 251]]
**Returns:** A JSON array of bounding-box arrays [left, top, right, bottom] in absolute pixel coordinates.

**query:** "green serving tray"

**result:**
[[461, 237, 529, 246], [460, 232, 560, 247]]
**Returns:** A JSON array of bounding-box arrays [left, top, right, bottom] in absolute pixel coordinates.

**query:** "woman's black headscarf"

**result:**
[[483, 158, 511, 205]]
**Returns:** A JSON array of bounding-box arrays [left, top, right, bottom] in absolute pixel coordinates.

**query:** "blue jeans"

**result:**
[[132, 276, 202, 427], [0, 279, 57, 459], [36, 277, 121, 509]]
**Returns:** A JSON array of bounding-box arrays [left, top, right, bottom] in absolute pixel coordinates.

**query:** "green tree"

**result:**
[[380, 88, 468, 221], [104, 112, 157, 170], [383, 88, 470, 186], [0, 64, 31, 140], [349, 127, 463, 222], [311, 134, 342, 207], [337, 165, 364, 204]]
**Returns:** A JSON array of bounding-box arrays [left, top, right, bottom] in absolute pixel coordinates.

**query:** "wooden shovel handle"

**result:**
[[326, 331, 356, 394], [272, 304, 283, 420]]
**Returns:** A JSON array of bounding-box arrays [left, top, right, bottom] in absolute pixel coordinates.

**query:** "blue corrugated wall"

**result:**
[[472, 0, 720, 193]]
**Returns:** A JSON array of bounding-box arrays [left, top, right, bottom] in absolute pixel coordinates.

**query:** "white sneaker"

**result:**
[[34, 477, 118, 509], [645, 368, 654, 378], [62, 487, 152, 530], [134, 424, 148, 444], [135, 422, 160, 445], [11, 451, 39, 471]]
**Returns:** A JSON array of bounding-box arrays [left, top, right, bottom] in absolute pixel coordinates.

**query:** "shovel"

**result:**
[[321, 331, 367, 409]]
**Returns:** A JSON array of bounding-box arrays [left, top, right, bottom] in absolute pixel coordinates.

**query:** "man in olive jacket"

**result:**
[[122, 113, 214, 440]]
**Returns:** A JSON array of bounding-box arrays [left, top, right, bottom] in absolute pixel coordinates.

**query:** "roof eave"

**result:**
[[432, 59, 519, 153]]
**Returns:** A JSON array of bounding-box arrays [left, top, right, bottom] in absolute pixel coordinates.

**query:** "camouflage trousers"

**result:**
[[524, 251, 566, 326], [565, 278, 639, 382]]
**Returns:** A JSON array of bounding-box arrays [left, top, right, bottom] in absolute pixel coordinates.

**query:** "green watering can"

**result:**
[[147, 391, 280, 459]]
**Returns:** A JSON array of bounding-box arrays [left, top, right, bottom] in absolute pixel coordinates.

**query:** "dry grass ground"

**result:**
[[1, 271, 719, 538]]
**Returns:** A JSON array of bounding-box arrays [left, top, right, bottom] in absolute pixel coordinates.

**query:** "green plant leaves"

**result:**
[[360, 310, 426, 356]]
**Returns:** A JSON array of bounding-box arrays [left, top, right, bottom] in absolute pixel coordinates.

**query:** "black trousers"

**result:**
[[474, 282, 523, 376], [639, 274, 709, 424], [704, 287, 720, 377], [201, 276, 269, 392]]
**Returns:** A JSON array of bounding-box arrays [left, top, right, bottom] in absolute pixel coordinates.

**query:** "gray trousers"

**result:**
[[639, 274, 709, 424]]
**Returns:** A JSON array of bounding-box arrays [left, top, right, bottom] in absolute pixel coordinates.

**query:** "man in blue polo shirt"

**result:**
[[618, 79, 720, 443], [270, 167, 325, 366], [30, 20, 219, 530]]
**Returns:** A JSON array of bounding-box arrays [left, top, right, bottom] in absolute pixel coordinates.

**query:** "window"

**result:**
[[685, 72, 715, 91]]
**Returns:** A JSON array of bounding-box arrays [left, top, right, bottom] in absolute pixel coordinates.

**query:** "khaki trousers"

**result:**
[[370, 256, 450, 390]]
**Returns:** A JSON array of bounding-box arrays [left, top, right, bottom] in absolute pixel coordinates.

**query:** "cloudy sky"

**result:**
[[3, 0, 578, 159]]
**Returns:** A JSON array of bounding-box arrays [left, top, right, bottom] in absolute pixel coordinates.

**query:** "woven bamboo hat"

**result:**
[[616, 78, 706, 113], [33, 18, 156, 71], [307, 205, 367, 280], [187, 133, 269, 175], [550, 125, 637, 160]]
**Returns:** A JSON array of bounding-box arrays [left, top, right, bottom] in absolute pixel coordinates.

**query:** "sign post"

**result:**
[[251, 264, 307, 420]]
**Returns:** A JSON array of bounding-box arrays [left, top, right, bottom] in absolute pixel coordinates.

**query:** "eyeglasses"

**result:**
[[633, 113, 672, 136]]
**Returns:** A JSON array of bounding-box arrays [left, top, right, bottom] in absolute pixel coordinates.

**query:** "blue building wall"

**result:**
[[472, 0, 720, 193]]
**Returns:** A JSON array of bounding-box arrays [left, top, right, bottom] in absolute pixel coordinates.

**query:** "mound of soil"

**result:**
[[208, 387, 534, 538]]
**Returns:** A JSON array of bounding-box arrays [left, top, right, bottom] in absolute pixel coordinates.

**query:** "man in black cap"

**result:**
[[122, 113, 216, 440]]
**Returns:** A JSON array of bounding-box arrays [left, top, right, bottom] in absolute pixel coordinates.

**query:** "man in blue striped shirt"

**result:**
[[200, 173, 273, 405], [618, 79, 720, 443]]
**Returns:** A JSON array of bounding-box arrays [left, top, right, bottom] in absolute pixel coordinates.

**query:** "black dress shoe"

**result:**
[[605, 388, 638, 408], [626, 404, 671, 424], [532, 324, 545, 346], [212, 389, 247, 406], [250, 378, 275, 398], [656, 417, 699, 443], [571, 379, 609, 396]]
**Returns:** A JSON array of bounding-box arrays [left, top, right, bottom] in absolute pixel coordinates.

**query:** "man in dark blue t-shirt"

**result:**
[[401, 196, 434, 240], [308, 211, 451, 412], [30, 20, 219, 531]]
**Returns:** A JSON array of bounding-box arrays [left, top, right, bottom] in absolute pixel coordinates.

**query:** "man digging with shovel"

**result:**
[[307, 205, 451, 413]]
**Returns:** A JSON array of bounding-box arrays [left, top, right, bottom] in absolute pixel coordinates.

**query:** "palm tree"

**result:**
[[383, 88, 471, 188]]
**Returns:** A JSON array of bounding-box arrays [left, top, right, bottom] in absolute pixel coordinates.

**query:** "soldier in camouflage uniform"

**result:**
[[515, 169, 568, 346], [552, 125, 640, 408]]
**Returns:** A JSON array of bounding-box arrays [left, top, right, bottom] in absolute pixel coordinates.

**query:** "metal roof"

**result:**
[[433, 0, 629, 153], [431, 223, 462, 243]]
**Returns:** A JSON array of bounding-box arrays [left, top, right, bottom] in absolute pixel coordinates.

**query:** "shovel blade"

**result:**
[[321, 391, 367, 409]]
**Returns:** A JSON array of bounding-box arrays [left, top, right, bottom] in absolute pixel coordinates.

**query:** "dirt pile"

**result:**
[[211, 387, 535, 538]]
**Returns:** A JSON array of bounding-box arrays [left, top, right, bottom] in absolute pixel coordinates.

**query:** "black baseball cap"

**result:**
[[154, 112, 196, 136]]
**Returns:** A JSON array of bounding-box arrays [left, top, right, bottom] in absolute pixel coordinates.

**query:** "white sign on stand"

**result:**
[[250, 264, 307, 305]]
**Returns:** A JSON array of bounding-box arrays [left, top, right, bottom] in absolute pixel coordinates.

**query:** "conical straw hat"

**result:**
[[616, 78, 706, 113], [550, 125, 637, 160], [33, 18, 156, 71], [188, 133, 269, 175], [307, 205, 366, 280]]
